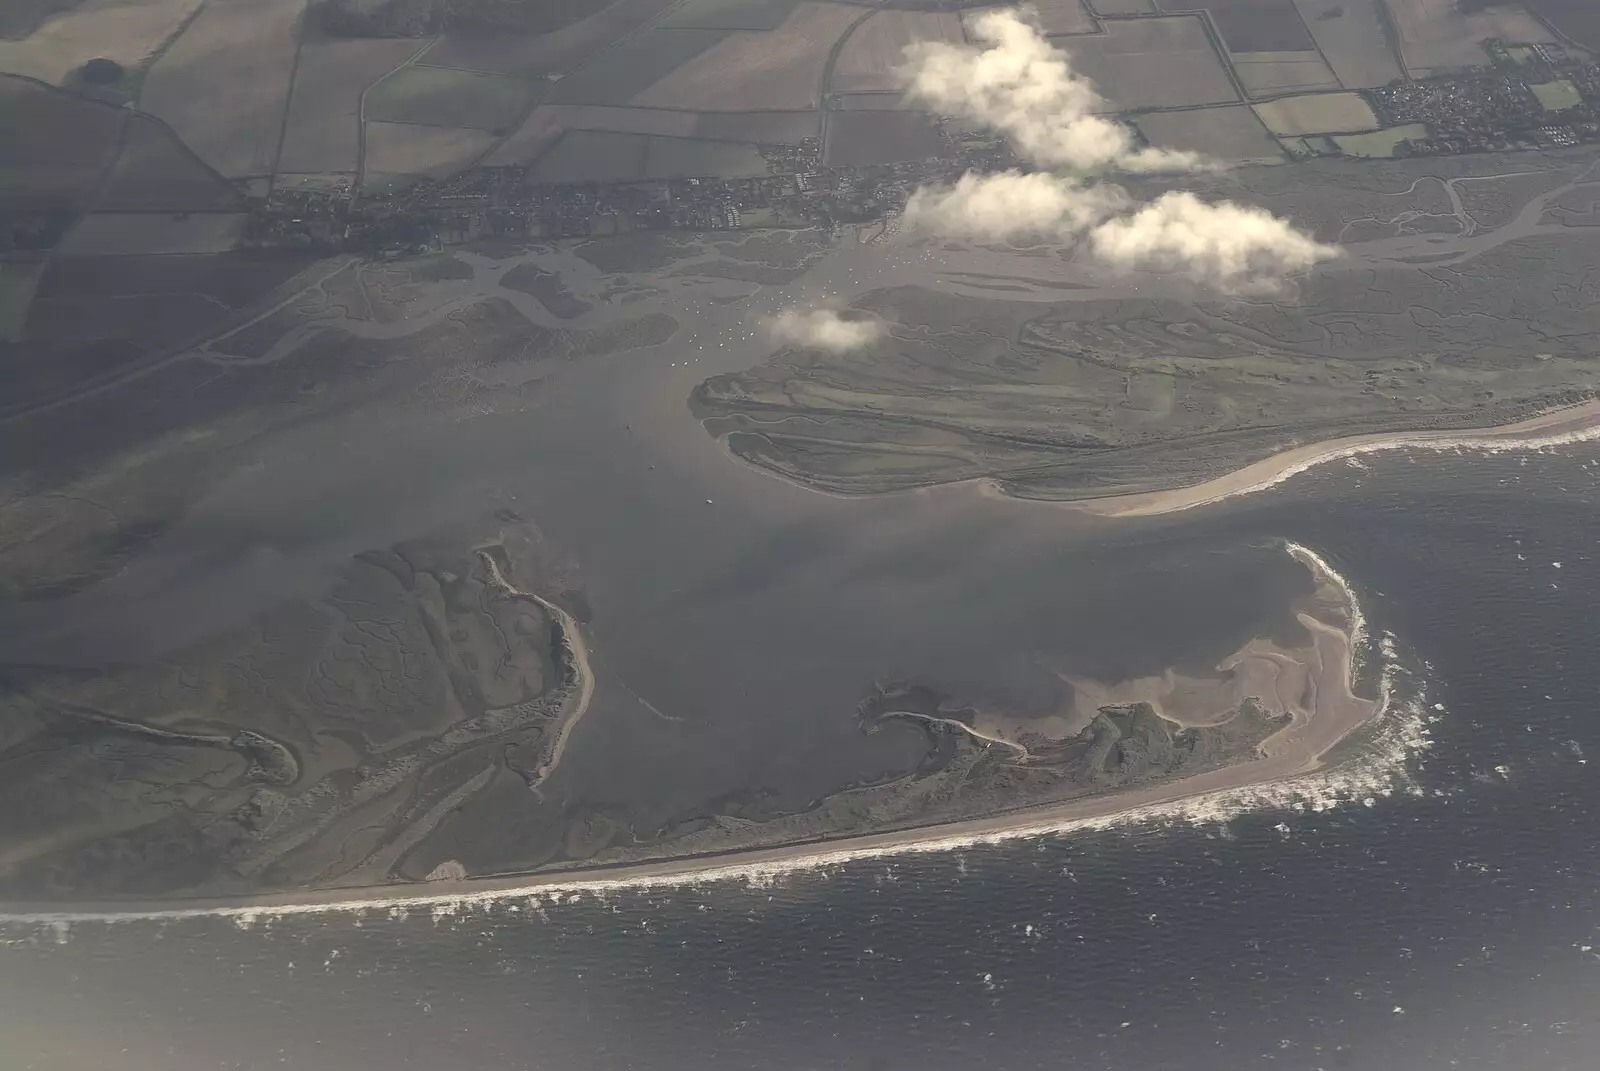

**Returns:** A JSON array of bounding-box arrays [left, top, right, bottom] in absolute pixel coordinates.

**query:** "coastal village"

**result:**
[[248, 43, 1600, 256], [248, 124, 1018, 253]]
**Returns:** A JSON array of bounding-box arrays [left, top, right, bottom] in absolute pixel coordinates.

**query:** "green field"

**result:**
[[1532, 79, 1584, 112], [366, 65, 542, 131], [1334, 123, 1429, 158]]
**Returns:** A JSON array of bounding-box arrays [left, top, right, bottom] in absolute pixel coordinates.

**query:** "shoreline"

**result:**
[[21, 394, 1590, 926], [0, 543, 1398, 926], [0, 734, 1398, 926], [713, 397, 1600, 512], [1051, 398, 1600, 519]]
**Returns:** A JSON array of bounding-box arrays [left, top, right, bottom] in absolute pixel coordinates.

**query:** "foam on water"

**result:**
[[0, 543, 1432, 932], [1195, 412, 1600, 515]]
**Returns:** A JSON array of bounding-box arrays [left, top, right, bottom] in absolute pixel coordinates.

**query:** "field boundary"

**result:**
[[355, 36, 441, 189], [267, 0, 313, 192]]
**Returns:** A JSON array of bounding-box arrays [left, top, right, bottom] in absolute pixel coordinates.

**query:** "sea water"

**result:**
[[3, 447, 1599, 1071]]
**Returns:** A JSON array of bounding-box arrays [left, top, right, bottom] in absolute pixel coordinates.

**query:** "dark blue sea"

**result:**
[[4, 446, 1600, 1071]]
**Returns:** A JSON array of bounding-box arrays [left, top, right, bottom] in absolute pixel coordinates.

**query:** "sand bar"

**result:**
[[1059, 398, 1600, 518]]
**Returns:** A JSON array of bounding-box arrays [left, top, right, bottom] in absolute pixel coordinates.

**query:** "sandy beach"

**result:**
[[1061, 398, 1600, 519]]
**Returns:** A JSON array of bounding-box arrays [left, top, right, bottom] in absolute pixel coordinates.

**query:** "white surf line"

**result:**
[[1062, 399, 1600, 519], [0, 712, 1424, 928], [0, 542, 1424, 929], [1285, 541, 1368, 659]]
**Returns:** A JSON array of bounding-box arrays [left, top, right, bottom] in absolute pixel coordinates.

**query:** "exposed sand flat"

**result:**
[[1062, 545, 1372, 757], [1059, 399, 1600, 519], [1256, 613, 1375, 772]]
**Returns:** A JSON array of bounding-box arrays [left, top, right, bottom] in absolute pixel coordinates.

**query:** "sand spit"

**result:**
[[0, 544, 1422, 928], [476, 546, 594, 791], [1057, 398, 1600, 519]]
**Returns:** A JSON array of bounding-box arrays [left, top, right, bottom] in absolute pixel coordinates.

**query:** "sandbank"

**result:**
[[1057, 398, 1600, 519]]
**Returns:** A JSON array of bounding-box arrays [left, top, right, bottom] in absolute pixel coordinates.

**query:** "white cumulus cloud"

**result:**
[[903, 170, 1127, 243], [899, 7, 1203, 173], [892, 7, 1338, 292], [769, 308, 884, 352], [903, 172, 1338, 292], [1088, 191, 1339, 293]]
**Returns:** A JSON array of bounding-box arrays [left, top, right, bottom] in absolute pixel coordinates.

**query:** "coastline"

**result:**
[[1051, 398, 1600, 519], [0, 541, 1400, 926], [24, 391, 1594, 926], [0, 728, 1403, 926]]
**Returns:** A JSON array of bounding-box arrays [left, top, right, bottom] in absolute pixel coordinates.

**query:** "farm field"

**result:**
[[25, 253, 313, 349], [0, 76, 124, 209], [1291, 0, 1402, 88], [1088, 0, 1154, 12], [832, 10, 963, 94], [529, 129, 772, 182], [138, 0, 306, 178], [58, 212, 248, 255], [278, 35, 421, 175], [363, 122, 498, 183], [1181, 0, 1315, 51], [1333, 122, 1428, 156], [424, 0, 679, 76], [485, 104, 701, 165], [835, 92, 918, 110], [1386, 0, 1550, 76], [824, 110, 944, 165], [1231, 50, 1341, 94], [530, 129, 648, 182], [366, 65, 540, 131], [1135, 105, 1283, 164], [99, 114, 243, 211], [548, 28, 729, 105], [0, 0, 75, 39], [0, 0, 205, 84], [1014, 0, 1098, 35], [694, 110, 819, 143], [660, 0, 799, 31], [631, 2, 861, 110], [5, 250, 313, 408], [1061, 16, 1238, 111], [1252, 91, 1378, 134], [644, 136, 769, 178]]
